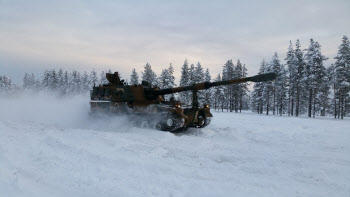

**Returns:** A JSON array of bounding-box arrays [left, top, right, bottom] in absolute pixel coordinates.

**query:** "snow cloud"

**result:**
[[0, 92, 132, 131], [0, 0, 350, 82]]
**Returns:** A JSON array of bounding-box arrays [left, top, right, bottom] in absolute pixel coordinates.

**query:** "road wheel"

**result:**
[[153, 122, 162, 130], [140, 121, 150, 128], [197, 114, 210, 128]]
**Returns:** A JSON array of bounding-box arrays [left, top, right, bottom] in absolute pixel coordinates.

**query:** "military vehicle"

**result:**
[[90, 72, 276, 132]]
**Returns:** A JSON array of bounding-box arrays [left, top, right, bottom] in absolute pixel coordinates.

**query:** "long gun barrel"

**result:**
[[153, 72, 277, 96]]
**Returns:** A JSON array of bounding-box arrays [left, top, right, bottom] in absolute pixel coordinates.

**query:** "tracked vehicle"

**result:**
[[90, 72, 276, 132]]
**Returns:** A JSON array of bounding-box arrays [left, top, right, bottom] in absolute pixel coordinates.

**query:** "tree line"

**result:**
[[251, 36, 350, 119], [1, 36, 349, 118]]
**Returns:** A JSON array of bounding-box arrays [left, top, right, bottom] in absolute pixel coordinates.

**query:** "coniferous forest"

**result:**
[[1, 36, 349, 119]]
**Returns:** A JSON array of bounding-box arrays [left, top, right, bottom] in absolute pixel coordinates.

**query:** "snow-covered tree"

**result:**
[[334, 35, 350, 119], [158, 69, 171, 88], [189, 64, 195, 85], [269, 53, 284, 115], [158, 64, 176, 89], [213, 74, 224, 111], [193, 62, 205, 104], [69, 70, 81, 94], [285, 41, 298, 116], [318, 65, 331, 116], [49, 69, 58, 90], [42, 70, 50, 89], [203, 68, 212, 105], [180, 60, 190, 86], [294, 39, 306, 116], [130, 68, 139, 85], [179, 59, 190, 104], [57, 69, 64, 93], [277, 65, 288, 116], [193, 62, 204, 84], [142, 63, 158, 86], [63, 71, 69, 94], [222, 60, 235, 111], [89, 69, 98, 86], [23, 73, 38, 91], [262, 61, 274, 115], [0, 75, 15, 96], [304, 39, 328, 117], [81, 71, 90, 93], [168, 63, 175, 87], [252, 60, 268, 114], [235, 60, 249, 112]]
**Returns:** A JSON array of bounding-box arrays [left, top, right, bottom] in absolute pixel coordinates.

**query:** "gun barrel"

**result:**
[[153, 72, 276, 95]]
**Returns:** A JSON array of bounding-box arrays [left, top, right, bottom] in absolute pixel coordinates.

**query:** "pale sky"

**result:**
[[1, 0, 350, 84]]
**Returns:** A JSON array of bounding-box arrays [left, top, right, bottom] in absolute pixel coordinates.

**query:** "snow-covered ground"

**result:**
[[0, 94, 350, 197]]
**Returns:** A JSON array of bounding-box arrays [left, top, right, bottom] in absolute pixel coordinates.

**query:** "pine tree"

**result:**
[[168, 63, 175, 87], [204, 68, 212, 105], [194, 62, 205, 104], [42, 69, 50, 89], [270, 53, 283, 115], [63, 71, 69, 94], [278, 66, 288, 116], [130, 68, 139, 85], [305, 39, 328, 117], [233, 60, 241, 112], [328, 64, 338, 118], [81, 71, 90, 93], [285, 41, 298, 116], [158, 64, 176, 89], [179, 59, 190, 104], [89, 69, 98, 86], [33, 73, 41, 91], [334, 35, 350, 119], [239, 63, 249, 112], [319, 65, 330, 116], [213, 74, 224, 111], [252, 60, 270, 114], [142, 63, 158, 86], [180, 60, 190, 86], [189, 64, 195, 85], [294, 39, 306, 116], [222, 60, 235, 112], [50, 69, 58, 90], [23, 73, 30, 90], [158, 68, 171, 88], [29, 74, 36, 89], [57, 69, 64, 93], [304, 39, 315, 117], [263, 61, 273, 115], [193, 62, 204, 83], [0, 75, 14, 95], [70, 70, 81, 94], [235, 60, 249, 112]]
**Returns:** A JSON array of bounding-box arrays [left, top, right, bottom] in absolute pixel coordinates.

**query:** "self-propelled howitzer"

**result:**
[[90, 72, 276, 132]]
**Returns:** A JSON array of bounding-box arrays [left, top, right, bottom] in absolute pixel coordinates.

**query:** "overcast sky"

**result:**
[[1, 0, 350, 84]]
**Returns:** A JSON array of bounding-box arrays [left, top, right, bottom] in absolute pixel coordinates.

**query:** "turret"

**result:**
[[106, 72, 125, 85]]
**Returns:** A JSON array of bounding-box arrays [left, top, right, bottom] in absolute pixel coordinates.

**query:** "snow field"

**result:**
[[0, 94, 350, 197]]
